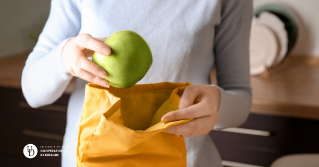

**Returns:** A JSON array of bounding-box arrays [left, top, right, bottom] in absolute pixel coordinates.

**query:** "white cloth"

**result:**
[[22, 0, 253, 166]]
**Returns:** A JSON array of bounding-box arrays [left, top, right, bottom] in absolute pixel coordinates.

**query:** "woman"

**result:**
[[22, 0, 252, 166]]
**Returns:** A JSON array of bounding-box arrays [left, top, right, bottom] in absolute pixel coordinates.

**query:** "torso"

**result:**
[[80, 0, 221, 84], [63, 1, 223, 166]]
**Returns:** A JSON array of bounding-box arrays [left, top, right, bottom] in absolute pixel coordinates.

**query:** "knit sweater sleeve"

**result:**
[[22, 0, 82, 108], [213, 0, 253, 130]]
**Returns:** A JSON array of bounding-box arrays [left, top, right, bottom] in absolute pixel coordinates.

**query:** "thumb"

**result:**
[[161, 86, 199, 122]]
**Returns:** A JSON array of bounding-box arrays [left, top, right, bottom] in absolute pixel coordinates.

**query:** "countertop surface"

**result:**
[[250, 56, 319, 120], [0, 52, 76, 94], [1, 52, 319, 120]]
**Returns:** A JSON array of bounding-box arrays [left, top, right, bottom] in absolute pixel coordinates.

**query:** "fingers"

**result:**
[[71, 66, 109, 87], [84, 38, 108, 57], [179, 86, 200, 109], [161, 86, 201, 122], [161, 101, 211, 123], [62, 34, 111, 86], [95, 37, 107, 42], [166, 115, 217, 137], [77, 34, 111, 56], [160, 85, 220, 137], [75, 52, 107, 78]]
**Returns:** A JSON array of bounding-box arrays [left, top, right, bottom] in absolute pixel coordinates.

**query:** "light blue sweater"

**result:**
[[22, 0, 253, 166]]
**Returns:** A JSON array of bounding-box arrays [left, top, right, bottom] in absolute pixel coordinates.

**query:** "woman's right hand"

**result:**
[[62, 34, 111, 87]]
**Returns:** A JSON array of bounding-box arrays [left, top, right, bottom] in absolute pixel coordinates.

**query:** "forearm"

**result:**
[[22, 39, 73, 107], [21, 0, 82, 107]]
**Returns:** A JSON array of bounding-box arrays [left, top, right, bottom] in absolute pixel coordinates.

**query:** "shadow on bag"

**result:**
[[77, 82, 193, 167]]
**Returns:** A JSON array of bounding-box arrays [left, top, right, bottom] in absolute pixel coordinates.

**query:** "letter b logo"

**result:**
[[23, 144, 38, 158]]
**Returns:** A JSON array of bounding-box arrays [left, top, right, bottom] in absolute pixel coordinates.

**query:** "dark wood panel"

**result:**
[[0, 114, 66, 136], [216, 144, 279, 166], [210, 132, 283, 154], [0, 155, 59, 167], [210, 113, 319, 166], [0, 87, 68, 166], [0, 134, 63, 165], [0, 87, 69, 122], [0, 114, 63, 165], [0, 86, 70, 106], [1, 86, 319, 167]]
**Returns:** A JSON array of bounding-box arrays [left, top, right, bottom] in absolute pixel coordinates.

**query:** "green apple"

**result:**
[[92, 30, 152, 88]]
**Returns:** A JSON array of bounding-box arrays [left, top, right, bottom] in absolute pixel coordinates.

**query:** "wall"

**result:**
[[0, 0, 50, 59], [1, 0, 319, 58], [254, 0, 319, 56]]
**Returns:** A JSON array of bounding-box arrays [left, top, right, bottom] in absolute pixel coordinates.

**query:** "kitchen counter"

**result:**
[[250, 56, 319, 120], [0, 52, 76, 94], [1, 52, 319, 120]]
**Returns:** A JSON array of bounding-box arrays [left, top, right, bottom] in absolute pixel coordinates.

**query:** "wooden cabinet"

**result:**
[[209, 56, 319, 167], [1, 86, 319, 167], [210, 113, 319, 167], [0, 87, 68, 167]]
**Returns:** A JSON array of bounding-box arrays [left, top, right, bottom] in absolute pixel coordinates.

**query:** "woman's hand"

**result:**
[[161, 85, 220, 137], [62, 33, 111, 87]]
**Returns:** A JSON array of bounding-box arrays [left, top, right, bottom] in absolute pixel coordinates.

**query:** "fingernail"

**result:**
[[101, 79, 109, 87], [102, 47, 110, 55], [161, 117, 168, 123], [99, 70, 107, 78]]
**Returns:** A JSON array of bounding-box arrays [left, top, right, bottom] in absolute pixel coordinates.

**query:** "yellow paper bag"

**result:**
[[77, 82, 193, 167]]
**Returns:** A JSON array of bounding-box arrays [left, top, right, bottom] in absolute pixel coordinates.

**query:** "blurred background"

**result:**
[[0, 0, 318, 167]]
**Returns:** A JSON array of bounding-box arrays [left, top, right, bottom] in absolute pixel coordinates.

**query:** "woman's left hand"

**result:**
[[161, 85, 220, 137]]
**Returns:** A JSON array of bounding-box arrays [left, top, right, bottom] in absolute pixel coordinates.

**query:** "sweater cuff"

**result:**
[[210, 85, 251, 130], [213, 85, 227, 130]]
